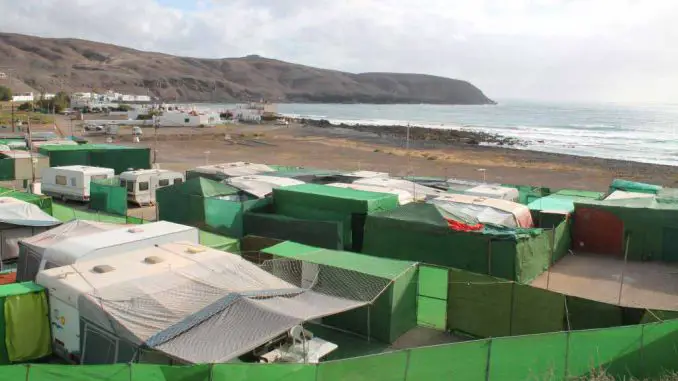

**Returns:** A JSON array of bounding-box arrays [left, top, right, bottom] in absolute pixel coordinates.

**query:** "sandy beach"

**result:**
[[43, 115, 678, 192]]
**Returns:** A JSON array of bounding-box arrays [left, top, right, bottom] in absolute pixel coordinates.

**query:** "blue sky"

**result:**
[[1, 0, 677, 102]]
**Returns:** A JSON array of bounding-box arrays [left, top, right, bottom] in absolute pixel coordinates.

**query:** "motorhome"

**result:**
[[119, 169, 184, 206], [41, 166, 115, 202]]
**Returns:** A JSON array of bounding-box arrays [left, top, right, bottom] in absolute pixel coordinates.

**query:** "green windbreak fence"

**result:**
[[362, 203, 570, 282], [90, 177, 127, 216], [52, 204, 146, 224], [243, 211, 344, 250], [417, 265, 448, 330], [38, 144, 151, 174], [0, 187, 52, 215], [3, 319, 678, 380], [0, 159, 14, 181]]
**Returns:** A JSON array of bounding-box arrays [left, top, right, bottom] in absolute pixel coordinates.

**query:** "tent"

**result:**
[[429, 194, 534, 228], [156, 177, 268, 237], [362, 203, 569, 282], [0, 198, 60, 263], [0, 282, 51, 364], [226, 175, 305, 198], [16, 220, 126, 282], [36, 242, 393, 364], [573, 196, 678, 261], [262, 241, 418, 343], [273, 184, 400, 251]]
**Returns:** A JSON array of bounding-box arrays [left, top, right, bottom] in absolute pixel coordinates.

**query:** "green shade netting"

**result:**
[[198, 230, 240, 253], [244, 212, 344, 250], [262, 241, 415, 278], [488, 333, 567, 381], [90, 177, 127, 216], [406, 339, 490, 381], [0, 365, 27, 379], [52, 204, 145, 224], [212, 363, 316, 381], [317, 351, 409, 381], [29, 364, 130, 381], [417, 265, 448, 330], [159, 177, 239, 198], [566, 325, 643, 379]]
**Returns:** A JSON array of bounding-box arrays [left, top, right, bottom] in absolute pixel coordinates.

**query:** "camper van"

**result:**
[[41, 166, 115, 202], [120, 169, 184, 206]]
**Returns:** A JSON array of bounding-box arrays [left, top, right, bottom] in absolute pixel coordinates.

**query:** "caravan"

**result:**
[[119, 169, 184, 206], [41, 166, 115, 201]]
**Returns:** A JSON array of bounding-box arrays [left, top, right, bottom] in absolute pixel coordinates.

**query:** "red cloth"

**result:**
[[445, 219, 484, 232]]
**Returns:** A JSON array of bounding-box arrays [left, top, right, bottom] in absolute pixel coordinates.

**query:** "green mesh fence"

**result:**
[[52, 204, 145, 224], [0, 320, 676, 379], [243, 212, 344, 250], [416, 265, 448, 330], [90, 177, 127, 216]]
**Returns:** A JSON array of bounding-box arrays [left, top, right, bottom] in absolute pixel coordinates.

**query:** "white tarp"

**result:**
[[327, 182, 414, 205], [353, 177, 443, 200], [194, 162, 274, 178], [464, 185, 520, 202], [17, 220, 124, 282], [605, 190, 655, 201], [0, 197, 60, 227], [429, 194, 534, 228], [41, 221, 198, 269], [226, 175, 305, 198]]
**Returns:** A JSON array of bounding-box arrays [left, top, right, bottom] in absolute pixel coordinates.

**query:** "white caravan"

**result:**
[[119, 169, 184, 206], [41, 166, 115, 202]]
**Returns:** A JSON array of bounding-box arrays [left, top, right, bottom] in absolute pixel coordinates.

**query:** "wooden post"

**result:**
[[618, 233, 631, 305]]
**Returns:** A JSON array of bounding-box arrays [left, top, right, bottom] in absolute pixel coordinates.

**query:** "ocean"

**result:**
[[210, 100, 678, 166]]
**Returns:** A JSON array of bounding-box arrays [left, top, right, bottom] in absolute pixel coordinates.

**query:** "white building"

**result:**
[[12, 92, 34, 102], [155, 111, 220, 127]]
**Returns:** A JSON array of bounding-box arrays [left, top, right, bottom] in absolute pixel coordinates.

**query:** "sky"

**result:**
[[1, 0, 677, 103]]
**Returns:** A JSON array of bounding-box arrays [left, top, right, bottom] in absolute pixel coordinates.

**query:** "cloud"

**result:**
[[1, 0, 677, 102]]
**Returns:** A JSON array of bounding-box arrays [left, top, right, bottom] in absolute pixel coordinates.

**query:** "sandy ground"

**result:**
[[27, 113, 678, 220], [531, 252, 678, 310]]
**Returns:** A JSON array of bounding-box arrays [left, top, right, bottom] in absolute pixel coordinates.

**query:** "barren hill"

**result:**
[[0, 32, 494, 104]]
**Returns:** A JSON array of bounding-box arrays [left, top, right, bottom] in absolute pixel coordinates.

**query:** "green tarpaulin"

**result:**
[[0, 282, 50, 364], [362, 203, 567, 282], [38, 144, 150, 174], [273, 184, 399, 251], [609, 179, 662, 195]]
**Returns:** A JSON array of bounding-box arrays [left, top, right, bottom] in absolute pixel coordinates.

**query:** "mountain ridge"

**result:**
[[0, 32, 495, 105]]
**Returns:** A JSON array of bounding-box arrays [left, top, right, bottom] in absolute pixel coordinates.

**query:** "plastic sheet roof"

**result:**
[[429, 194, 533, 228], [226, 175, 305, 198], [0, 198, 60, 227]]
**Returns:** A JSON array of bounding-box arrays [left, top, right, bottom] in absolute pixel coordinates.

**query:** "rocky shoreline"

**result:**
[[298, 118, 522, 147]]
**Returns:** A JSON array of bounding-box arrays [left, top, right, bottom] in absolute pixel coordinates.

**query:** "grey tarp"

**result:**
[[0, 198, 61, 262]]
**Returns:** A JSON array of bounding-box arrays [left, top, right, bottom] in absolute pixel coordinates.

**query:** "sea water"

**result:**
[[208, 100, 678, 166]]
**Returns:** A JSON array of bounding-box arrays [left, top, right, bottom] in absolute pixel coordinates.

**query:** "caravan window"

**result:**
[[70, 177, 76, 186], [126, 181, 135, 192], [91, 175, 107, 181], [174, 178, 183, 185], [55, 175, 67, 185], [139, 182, 149, 191], [158, 179, 170, 187]]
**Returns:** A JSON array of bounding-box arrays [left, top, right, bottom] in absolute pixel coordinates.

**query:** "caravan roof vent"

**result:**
[[144, 256, 165, 264], [185, 246, 206, 254], [128, 227, 144, 233], [92, 265, 115, 274]]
